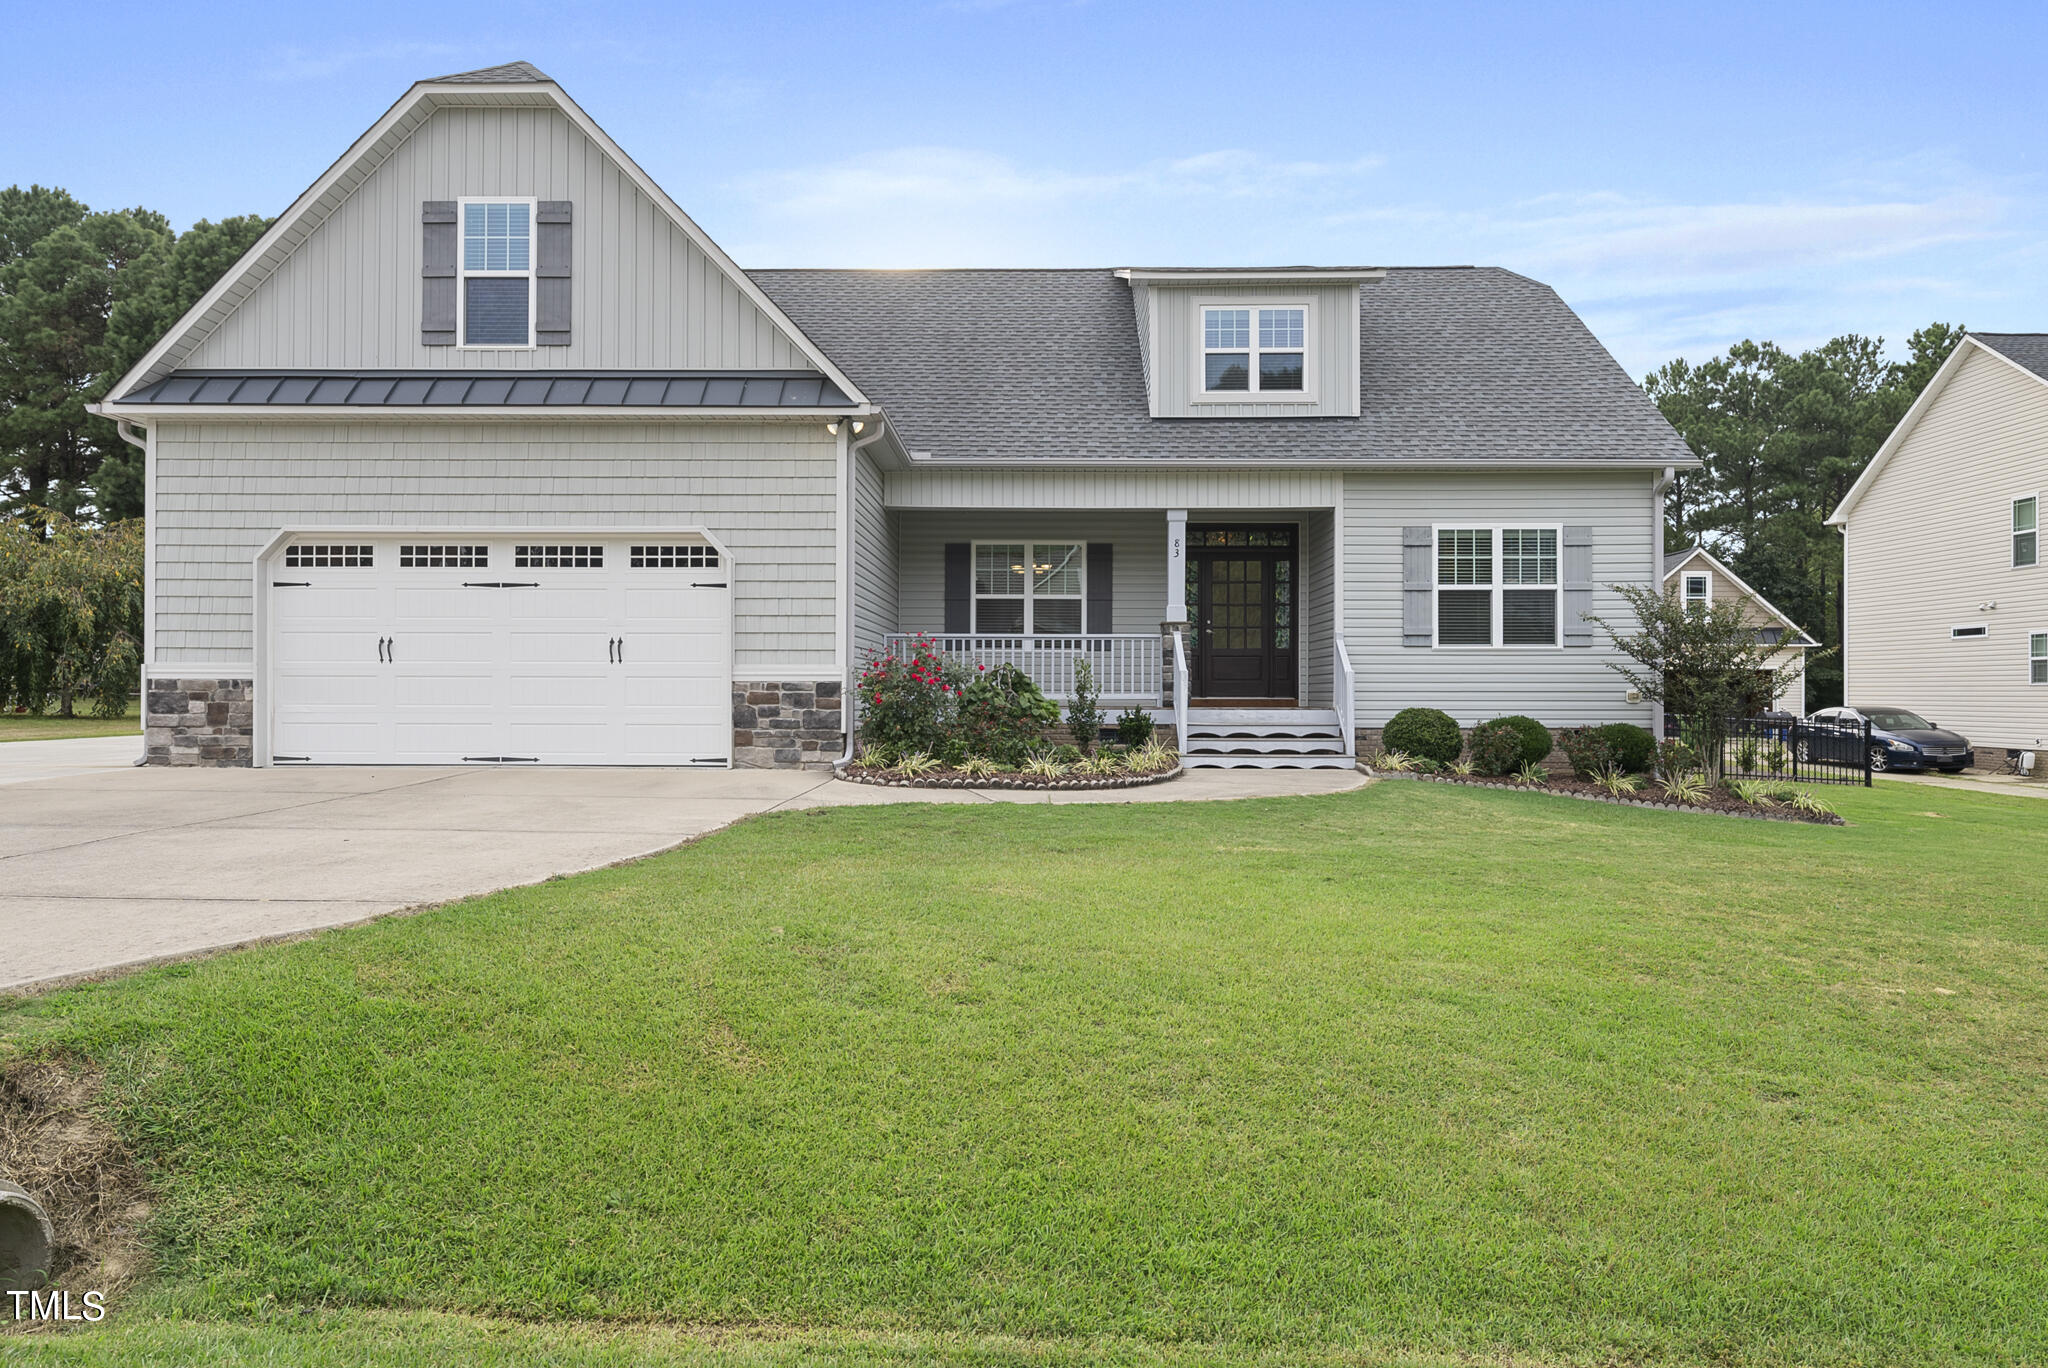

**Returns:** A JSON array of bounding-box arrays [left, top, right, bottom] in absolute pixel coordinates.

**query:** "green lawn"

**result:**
[[0, 702, 138, 741], [5, 780, 2046, 1366]]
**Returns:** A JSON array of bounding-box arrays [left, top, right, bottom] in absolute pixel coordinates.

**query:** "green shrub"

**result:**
[[1594, 722, 1657, 773], [1557, 726, 1612, 779], [1466, 719, 1524, 776], [1051, 743, 1084, 765], [1066, 658, 1102, 753], [1488, 715, 1553, 767], [938, 736, 969, 767], [1114, 706, 1155, 748], [958, 662, 1060, 765], [1381, 708, 1462, 766]]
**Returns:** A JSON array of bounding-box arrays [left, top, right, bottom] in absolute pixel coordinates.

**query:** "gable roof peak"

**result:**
[[428, 60, 551, 84]]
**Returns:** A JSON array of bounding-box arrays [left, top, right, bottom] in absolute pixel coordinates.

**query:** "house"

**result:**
[[93, 62, 1696, 771], [1828, 333, 2048, 755], [1662, 545, 1817, 714]]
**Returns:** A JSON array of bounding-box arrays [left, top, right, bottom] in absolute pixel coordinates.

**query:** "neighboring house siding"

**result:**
[[150, 419, 839, 675], [1143, 282, 1361, 417], [1668, 550, 1809, 713], [1343, 470, 1656, 727], [851, 446, 896, 661], [182, 103, 812, 372], [1844, 345, 2048, 749], [896, 511, 1168, 638]]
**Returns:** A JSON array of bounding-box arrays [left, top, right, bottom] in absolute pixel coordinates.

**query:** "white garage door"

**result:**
[[268, 536, 732, 765]]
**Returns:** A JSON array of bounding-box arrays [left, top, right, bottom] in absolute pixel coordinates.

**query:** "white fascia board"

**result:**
[[91, 403, 868, 424], [107, 78, 872, 408], [896, 454, 1701, 472], [1825, 336, 2048, 526]]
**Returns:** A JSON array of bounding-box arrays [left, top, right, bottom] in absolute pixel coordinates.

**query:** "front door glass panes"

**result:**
[[1210, 559, 1266, 649]]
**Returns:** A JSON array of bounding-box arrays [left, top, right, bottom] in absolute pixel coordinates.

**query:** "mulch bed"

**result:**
[[838, 764, 1183, 791], [1377, 771, 1846, 825]]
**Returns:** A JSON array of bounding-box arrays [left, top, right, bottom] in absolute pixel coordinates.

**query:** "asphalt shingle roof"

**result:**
[[430, 61, 551, 84], [1973, 333, 2048, 383], [751, 266, 1694, 465]]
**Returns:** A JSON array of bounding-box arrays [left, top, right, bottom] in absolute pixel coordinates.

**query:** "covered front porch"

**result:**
[[861, 505, 1355, 765]]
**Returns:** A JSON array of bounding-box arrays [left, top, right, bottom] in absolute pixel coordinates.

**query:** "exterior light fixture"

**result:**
[[850, 420, 865, 435], [825, 420, 841, 435]]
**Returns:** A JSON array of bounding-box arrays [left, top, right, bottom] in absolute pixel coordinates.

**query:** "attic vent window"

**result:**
[[1200, 304, 1308, 397], [461, 200, 532, 346]]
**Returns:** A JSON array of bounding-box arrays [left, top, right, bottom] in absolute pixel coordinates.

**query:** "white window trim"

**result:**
[[2031, 631, 2047, 685], [970, 540, 1088, 636], [1191, 297, 1317, 404], [2014, 493, 2039, 569], [455, 196, 537, 350], [1950, 623, 1988, 639], [1681, 571, 1712, 609], [1431, 523, 1564, 650]]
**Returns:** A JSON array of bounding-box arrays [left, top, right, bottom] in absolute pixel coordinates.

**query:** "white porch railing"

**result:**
[[1171, 629, 1190, 745], [1334, 637, 1356, 758], [883, 633, 1163, 702]]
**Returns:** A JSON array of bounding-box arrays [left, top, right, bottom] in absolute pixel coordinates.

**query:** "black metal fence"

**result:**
[[1685, 713, 1873, 787]]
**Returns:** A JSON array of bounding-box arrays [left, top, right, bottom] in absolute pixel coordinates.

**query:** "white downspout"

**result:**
[[114, 420, 151, 765], [840, 416, 891, 765], [1649, 465, 1676, 739]]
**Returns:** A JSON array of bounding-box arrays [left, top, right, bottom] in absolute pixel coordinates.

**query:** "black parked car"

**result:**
[[1803, 706, 1974, 773]]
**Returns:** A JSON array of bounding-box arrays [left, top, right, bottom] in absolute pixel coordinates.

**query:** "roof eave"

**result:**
[[90, 402, 868, 423]]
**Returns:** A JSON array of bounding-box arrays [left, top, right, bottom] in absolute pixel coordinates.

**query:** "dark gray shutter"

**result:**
[[943, 543, 971, 633], [535, 201, 572, 346], [1085, 543, 1113, 633], [421, 202, 456, 346], [1562, 525, 1594, 646], [1401, 526, 1433, 646]]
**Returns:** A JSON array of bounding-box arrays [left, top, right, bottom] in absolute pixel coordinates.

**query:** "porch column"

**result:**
[[1162, 509, 1189, 708]]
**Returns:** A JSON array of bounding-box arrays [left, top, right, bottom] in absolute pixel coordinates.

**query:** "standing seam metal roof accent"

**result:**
[[118, 371, 854, 409]]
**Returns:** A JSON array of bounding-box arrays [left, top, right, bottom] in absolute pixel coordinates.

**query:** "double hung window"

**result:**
[[1200, 304, 1308, 395], [2015, 497, 2038, 568], [461, 200, 533, 346], [1436, 527, 1560, 647], [974, 543, 1084, 634]]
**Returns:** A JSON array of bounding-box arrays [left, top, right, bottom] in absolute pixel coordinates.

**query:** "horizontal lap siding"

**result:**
[[151, 420, 838, 674], [851, 448, 896, 659], [1344, 470, 1656, 728], [1844, 347, 2048, 749], [183, 105, 809, 371], [896, 511, 1167, 638], [1300, 510, 1334, 707]]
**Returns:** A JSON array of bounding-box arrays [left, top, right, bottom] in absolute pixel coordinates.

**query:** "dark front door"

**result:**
[[1189, 526, 1297, 701]]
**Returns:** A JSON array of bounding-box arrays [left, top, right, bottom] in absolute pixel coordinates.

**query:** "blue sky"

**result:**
[[7, 1, 2041, 377]]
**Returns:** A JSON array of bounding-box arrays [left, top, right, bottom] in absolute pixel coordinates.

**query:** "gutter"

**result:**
[[840, 416, 892, 766]]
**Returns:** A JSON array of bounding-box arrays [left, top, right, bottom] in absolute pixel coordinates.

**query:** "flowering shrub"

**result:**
[[857, 635, 968, 754]]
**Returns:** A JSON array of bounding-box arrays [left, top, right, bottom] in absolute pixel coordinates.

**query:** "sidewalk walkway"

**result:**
[[1884, 771, 2048, 802]]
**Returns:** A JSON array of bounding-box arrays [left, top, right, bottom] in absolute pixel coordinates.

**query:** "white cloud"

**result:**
[[257, 42, 464, 83]]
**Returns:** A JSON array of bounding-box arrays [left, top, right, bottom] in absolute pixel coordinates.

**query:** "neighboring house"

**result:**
[[1662, 545, 1817, 714], [1828, 333, 2048, 754], [94, 62, 1696, 771]]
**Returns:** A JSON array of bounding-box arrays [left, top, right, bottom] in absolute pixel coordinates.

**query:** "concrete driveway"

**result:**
[[0, 760, 839, 992], [0, 744, 1365, 992]]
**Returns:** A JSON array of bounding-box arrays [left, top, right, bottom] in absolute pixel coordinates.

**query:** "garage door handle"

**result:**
[[463, 581, 539, 589], [386, 637, 395, 663], [607, 637, 617, 664], [617, 637, 625, 663], [376, 637, 387, 663]]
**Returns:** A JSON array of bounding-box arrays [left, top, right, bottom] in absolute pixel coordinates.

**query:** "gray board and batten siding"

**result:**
[[183, 103, 818, 374]]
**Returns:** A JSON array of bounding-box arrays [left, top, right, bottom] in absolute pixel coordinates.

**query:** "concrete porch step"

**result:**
[[1186, 708, 1340, 726], [1181, 754, 1358, 770]]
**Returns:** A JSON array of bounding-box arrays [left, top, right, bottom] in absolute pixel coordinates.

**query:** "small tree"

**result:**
[[1589, 583, 1821, 777], [0, 510, 143, 716], [1066, 657, 1102, 753]]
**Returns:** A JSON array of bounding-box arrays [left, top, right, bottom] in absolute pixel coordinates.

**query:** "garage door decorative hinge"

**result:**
[[462, 755, 539, 763], [462, 581, 539, 589], [691, 581, 727, 588]]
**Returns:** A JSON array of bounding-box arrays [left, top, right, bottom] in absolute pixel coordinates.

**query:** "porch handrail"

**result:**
[[883, 632, 1162, 701], [1334, 636, 1356, 759], [1171, 629, 1190, 752]]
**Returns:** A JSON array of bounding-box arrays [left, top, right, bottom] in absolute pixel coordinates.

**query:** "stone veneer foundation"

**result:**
[[146, 677, 254, 767], [732, 680, 843, 770]]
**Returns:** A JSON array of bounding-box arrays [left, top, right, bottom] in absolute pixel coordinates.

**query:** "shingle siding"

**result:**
[[1843, 344, 2048, 749], [151, 419, 840, 675]]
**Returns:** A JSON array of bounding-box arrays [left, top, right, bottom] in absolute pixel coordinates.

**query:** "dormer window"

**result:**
[[1199, 303, 1310, 398], [1682, 572, 1710, 609], [460, 200, 534, 347]]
